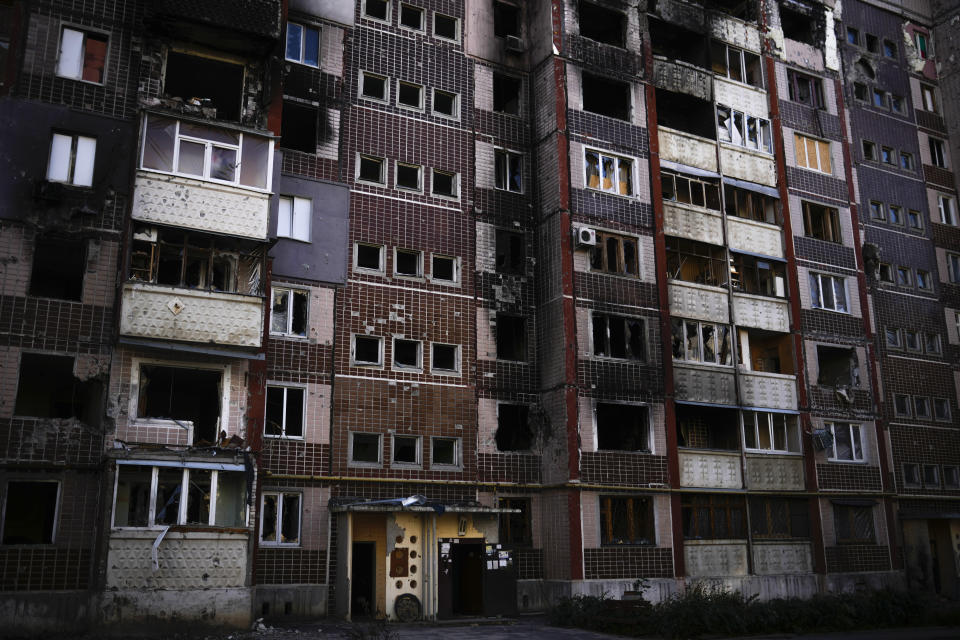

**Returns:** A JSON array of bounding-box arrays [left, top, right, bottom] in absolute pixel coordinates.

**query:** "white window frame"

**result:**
[[915, 31, 930, 59], [349, 431, 383, 467], [399, 3, 425, 32], [672, 319, 732, 366], [903, 462, 921, 487], [270, 286, 309, 337], [47, 132, 96, 187], [277, 196, 312, 242], [494, 148, 523, 193], [716, 105, 772, 154], [921, 84, 938, 113], [354, 242, 385, 273], [432, 89, 460, 119], [888, 204, 904, 225], [809, 272, 849, 313], [433, 12, 460, 42], [741, 411, 800, 454], [259, 490, 302, 546], [914, 396, 932, 419], [948, 253, 960, 283], [431, 168, 459, 199], [584, 148, 635, 196], [391, 434, 422, 467], [359, 71, 390, 102], [284, 22, 320, 68], [394, 161, 423, 192], [430, 436, 461, 470], [396, 80, 424, 110], [827, 422, 865, 463], [351, 334, 384, 367], [884, 327, 901, 349], [56, 26, 108, 84], [1, 479, 61, 545], [429, 253, 460, 285], [264, 383, 306, 439], [356, 154, 386, 185], [938, 194, 956, 226], [430, 342, 461, 375], [930, 137, 947, 168], [392, 337, 423, 371], [393, 247, 424, 278]]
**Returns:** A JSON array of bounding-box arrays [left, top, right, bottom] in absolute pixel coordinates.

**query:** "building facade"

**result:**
[[1, 0, 958, 633]]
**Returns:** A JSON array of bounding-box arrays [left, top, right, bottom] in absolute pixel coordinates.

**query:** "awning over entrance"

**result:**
[[329, 495, 519, 514]]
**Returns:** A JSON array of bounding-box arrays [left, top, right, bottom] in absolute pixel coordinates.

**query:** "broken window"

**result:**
[[590, 231, 638, 276], [583, 73, 630, 121], [350, 432, 381, 465], [809, 273, 848, 313], [431, 254, 458, 283], [682, 494, 746, 540], [731, 254, 786, 297], [934, 398, 952, 422], [393, 338, 422, 370], [779, 0, 819, 45], [584, 149, 633, 196], [592, 313, 645, 361], [395, 162, 422, 191], [352, 335, 383, 366], [671, 318, 733, 365], [395, 248, 422, 277], [493, 1, 520, 38], [724, 185, 780, 225], [834, 503, 874, 543], [496, 229, 525, 274], [864, 33, 879, 53], [271, 287, 308, 336], [164, 51, 242, 121], [397, 81, 423, 109], [30, 237, 85, 301], [794, 133, 831, 174], [676, 405, 738, 450], [801, 201, 842, 243], [738, 328, 793, 374], [716, 105, 772, 152], [278, 196, 311, 242], [862, 140, 877, 161], [662, 170, 720, 211], [1, 481, 59, 544], [431, 343, 460, 373], [358, 154, 385, 184], [496, 313, 527, 361], [431, 169, 458, 198], [285, 22, 320, 67], [921, 84, 938, 113], [14, 353, 102, 424], [712, 0, 756, 21], [392, 435, 420, 465], [432, 89, 458, 118], [56, 27, 107, 83], [649, 17, 708, 68], [827, 422, 864, 461], [363, 0, 389, 21], [498, 497, 531, 546], [431, 437, 460, 467], [903, 462, 921, 486], [666, 237, 728, 287], [496, 404, 532, 451], [493, 73, 521, 115], [355, 243, 384, 272], [816, 345, 858, 386], [853, 82, 867, 102], [742, 411, 800, 453], [279, 102, 317, 155], [914, 396, 931, 419], [47, 132, 96, 187], [657, 89, 714, 138], [930, 137, 947, 168], [360, 71, 388, 101], [878, 263, 893, 282], [114, 465, 245, 528], [433, 13, 459, 41], [138, 365, 222, 443], [578, 2, 625, 47], [400, 4, 424, 31], [260, 491, 300, 545], [750, 497, 809, 539], [494, 149, 522, 192], [596, 403, 649, 452], [600, 496, 653, 545], [711, 42, 762, 88], [265, 385, 305, 438]]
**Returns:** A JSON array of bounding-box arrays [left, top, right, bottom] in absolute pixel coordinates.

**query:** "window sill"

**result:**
[[430, 369, 462, 377], [390, 462, 422, 470], [264, 434, 305, 441], [825, 458, 869, 465], [348, 461, 382, 469], [284, 58, 320, 69], [351, 361, 384, 369], [584, 187, 636, 201], [56, 74, 105, 87], [429, 464, 462, 471], [259, 541, 302, 547]]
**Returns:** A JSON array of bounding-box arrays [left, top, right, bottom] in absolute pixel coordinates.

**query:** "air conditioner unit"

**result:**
[[574, 226, 597, 247], [504, 35, 526, 53]]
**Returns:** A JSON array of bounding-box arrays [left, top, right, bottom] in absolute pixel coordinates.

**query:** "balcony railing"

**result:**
[[684, 540, 748, 577], [674, 363, 736, 405], [745, 453, 805, 490], [752, 541, 813, 574], [719, 146, 777, 186], [739, 370, 797, 410], [727, 216, 783, 258], [732, 293, 790, 333], [669, 280, 729, 323], [679, 450, 742, 488], [663, 202, 723, 246], [659, 127, 718, 173]]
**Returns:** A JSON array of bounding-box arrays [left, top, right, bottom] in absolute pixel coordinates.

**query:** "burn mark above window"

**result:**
[[778, 0, 821, 46], [649, 17, 708, 69], [496, 229, 525, 274], [496, 404, 532, 451], [578, 2, 625, 48], [583, 73, 630, 121], [138, 365, 222, 444], [15, 353, 103, 424], [164, 52, 243, 122], [496, 313, 527, 361], [596, 403, 649, 452], [30, 237, 85, 301], [493, 1, 520, 38], [817, 345, 859, 388]]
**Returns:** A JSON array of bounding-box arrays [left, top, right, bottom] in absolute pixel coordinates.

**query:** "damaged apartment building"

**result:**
[[1, 0, 960, 633]]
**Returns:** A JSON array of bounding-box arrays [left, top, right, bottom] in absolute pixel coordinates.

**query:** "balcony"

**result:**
[[652, 58, 712, 101], [733, 293, 790, 333], [107, 529, 248, 589], [658, 127, 718, 173], [669, 280, 729, 323], [727, 216, 783, 259], [120, 282, 264, 349], [739, 370, 797, 410], [684, 541, 748, 577], [674, 363, 736, 405], [679, 450, 742, 488], [752, 542, 813, 574], [745, 454, 805, 490], [720, 145, 777, 186], [663, 202, 723, 246]]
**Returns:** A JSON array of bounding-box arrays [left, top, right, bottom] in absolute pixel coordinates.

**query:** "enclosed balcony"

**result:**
[[731, 254, 789, 331], [132, 114, 274, 240], [667, 236, 730, 323], [737, 329, 797, 410]]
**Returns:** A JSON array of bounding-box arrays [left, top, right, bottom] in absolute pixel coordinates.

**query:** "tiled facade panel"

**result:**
[[890, 424, 960, 493]]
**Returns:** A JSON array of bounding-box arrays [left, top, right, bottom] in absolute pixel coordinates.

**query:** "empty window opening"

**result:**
[[750, 497, 809, 539], [265, 386, 304, 438], [779, 0, 820, 45], [682, 494, 746, 540], [496, 313, 527, 361], [393, 435, 420, 465], [496, 404, 532, 451], [431, 343, 459, 373], [596, 403, 649, 452], [903, 462, 921, 486], [2, 481, 59, 544], [30, 237, 84, 301], [496, 229, 525, 274], [355, 243, 384, 271], [395, 249, 422, 276], [165, 52, 242, 121], [138, 365, 221, 443], [136, 228, 262, 295], [14, 353, 102, 424], [854, 58, 874, 80], [433, 89, 458, 117], [579, 2, 625, 47], [498, 497, 531, 546], [361, 72, 388, 101], [358, 155, 385, 184], [864, 33, 879, 53], [280, 102, 317, 154], [589, 231, 638, 276], [271, 287, 309, 336], [493, 1, 520, 38], [396, 163, 422, 191], [662, 170, 720, 210], [431, 437, 459, 467], [592, 313, 645, 361], [584, 73, 630, 121], [802, 201, 841, 242], [676, 405, 738, 450], [364, 0, 389, 21], [666, 236, 728, 287], [600, 496, 653, 545], [351, 432, 381, 464], [738, 328, 794, 375], [353, 335, 383, 366], [862, 140, 877, 161], [493, 73, 521, 115], [817, 346, 859, 387], [260, 492, 300, 544], [431, 254, 458, 282], [649, 17, 708, 68], [431, 169, 457, 197], [397, 81, 423, 109], [393, 338, 421, 369], [400, 4, 423, 30], [434, 13, 458, 41], [724, 185, 780, 225], [657, 88, 714, 138], [57, 27, 107, 83]]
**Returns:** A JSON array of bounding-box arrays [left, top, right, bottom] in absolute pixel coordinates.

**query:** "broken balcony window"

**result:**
[[817, 345, 859, 387], [750, 497, 809, 539], [496, 229, 525, 274], [185, 469, 212, 525], [493, 73, 521, 115], [155, 467, 184, 525], [589, 231, 638, 276], [265, 385, 304, 438], [711, 42, 762, 88], [30, 237, 85, 301], [261, 491, 301, 544], [742, 410, 800, 453], [496, 313, 527, 361], [779, 0, 821, 45], [801, 201, 841, 243], [431, 343, 459, 373], [579, 2, 625, 48], [1, 481, 59, 544], [496, 404, 532, 451], [583, 73, 630, 121], [279, 101, 318, 154], [138, 365, 222, 444], [596, 403, 649, 452], [164, 51, 243, 121], [676, 405, 738, 450], [493, 1, 520, 38], [600, 496, 653, 545], [682, 494, 746, 540], [271, 287, 308, 336], [14, 353, 102, 424], [738, 328, 794, 374], [662, 170, 721, 210], [657, 88, 715, 139], [498, 497, 531, 546], [724, 185, 781, 225], [671, 318, 733, 365], [592, 313, 646, 361], [716, 105, 772, 153], [649, 17, 708, 68], [114, 466, 151, 527], [115, 465, 246, 528], [666, 236, 728, 287]]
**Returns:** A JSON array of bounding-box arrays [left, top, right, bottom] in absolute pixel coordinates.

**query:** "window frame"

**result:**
[[394, 161, 423, 192], [264, 383, 306, 439], [391, 434, 422, 467], [259, 490, 302, 546], [359, 71, 389, 102], [827, 422, 865, 463], [671, 318, 733, 366], [716, 104, 773, 153], [884, 327, 901, 349], [801, 201, 842, 243], [431, 88, 460, 119], [47, 132, 96, 187], [494, 148, 523, 193], [929, 137, 947, 169], [809, 272, 849, 313], [893, 393, 912, 417], [834, 503, 875, 544], [430, 342, 461, 375], [599, 495, 655, 546], [787, 69, 825, 109], [396, 80, 424, 111], [742, 411, 800, 454], [584, 148, 635, 197], [351, 334, 384, 367], [432, 12, 460, 43], [914, 395, 931, 420], [794, 133, 832, 174], [429, 253, 460, 285], [430, 436, 461, 470], [349, 432, 383, 467], [590, 312, 647, 362], [394, 247, 424, 278], [362, 0, 391, 23], [933, 398, 951, 422], [354, 242, 385, 273], [861, 139, 877, 161], [938, 194, 956, 226], [277, 195, 312, 242], [920, 84, 938, 113], [284, 22, 320, 68], [903, 462, 921, 487], [431, 168, 459, 199], [399, 3, 425, 32], [392, 337, 423, 372], [270, 286, 310, 337], [56, 25, 109, 84], [589, 230, 639, 277], [947, 252, 960, 283], [357, 154, 386, 185], [712, 41, 763, 88]]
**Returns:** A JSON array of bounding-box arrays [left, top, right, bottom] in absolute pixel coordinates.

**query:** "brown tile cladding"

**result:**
[[923, 164, 955, 191], [477, 453, 541, 484], [255, 548, 327, 584], [825, 544, 891, 573], [261, 440, 329, 476], [0, 548, 91, 590], [581, 452, 668, 486], [816, 463, 883, 492], [0, 297, 113, 354], [514, 548, 544, 580], [584, 546, 674, 579], [267, 340, 333, 382], [0, 418, 104, 466]]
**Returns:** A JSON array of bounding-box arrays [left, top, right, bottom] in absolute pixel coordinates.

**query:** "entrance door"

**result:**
[[351, 542, 376, 618], [452, 541, 484, 616]]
